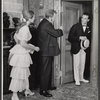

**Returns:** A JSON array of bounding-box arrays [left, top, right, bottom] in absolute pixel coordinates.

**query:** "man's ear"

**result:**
[[51, 18, 53, 22], [49, 17, 52, 22]]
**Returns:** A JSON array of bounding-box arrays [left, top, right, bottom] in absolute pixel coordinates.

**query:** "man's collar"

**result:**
[[81, 22, 87, 26]]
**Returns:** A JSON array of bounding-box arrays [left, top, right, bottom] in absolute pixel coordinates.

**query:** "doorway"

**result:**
[[60, 0, 92, 84]]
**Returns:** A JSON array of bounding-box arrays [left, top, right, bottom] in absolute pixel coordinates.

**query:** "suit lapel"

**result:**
[[84, 27, 89, 35]]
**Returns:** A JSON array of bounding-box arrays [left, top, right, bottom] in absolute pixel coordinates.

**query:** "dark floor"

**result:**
[[3, 82, 98, 100]]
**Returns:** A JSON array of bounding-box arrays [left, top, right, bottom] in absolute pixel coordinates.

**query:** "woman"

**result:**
[[8, 10, 40, 100]]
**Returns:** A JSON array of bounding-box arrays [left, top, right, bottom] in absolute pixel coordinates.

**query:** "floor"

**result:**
[[3, 82, 98, 100]]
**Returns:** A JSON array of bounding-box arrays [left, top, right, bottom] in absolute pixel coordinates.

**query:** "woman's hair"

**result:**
[[45, 9, 57, 18], [22, 10, 34, 21], [12, 17, 21, 27], [14, 10, 34, 33]]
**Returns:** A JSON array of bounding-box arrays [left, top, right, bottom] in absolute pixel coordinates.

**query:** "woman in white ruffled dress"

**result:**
[[8, 10, 40, 100]]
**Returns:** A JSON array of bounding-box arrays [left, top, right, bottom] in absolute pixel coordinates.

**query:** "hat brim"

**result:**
[[80, 39, 90, 50]]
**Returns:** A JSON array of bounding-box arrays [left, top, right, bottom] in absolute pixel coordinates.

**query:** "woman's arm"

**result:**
[[20, 40, 40, 52], [8, 53, 13, 64], [14, 34, 19, 44]]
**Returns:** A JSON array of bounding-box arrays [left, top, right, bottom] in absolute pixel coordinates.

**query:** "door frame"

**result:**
[[53, 0, 98, 88]]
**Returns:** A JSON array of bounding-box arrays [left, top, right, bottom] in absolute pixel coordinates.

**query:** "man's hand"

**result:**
[[79, 36, 87, 40]]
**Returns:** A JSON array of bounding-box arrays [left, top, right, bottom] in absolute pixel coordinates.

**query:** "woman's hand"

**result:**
[[35, 47, 40, 52], [30, 50, 34, 54]]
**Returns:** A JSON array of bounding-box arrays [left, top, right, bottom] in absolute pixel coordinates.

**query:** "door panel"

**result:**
[[61, 1, 82, 83]]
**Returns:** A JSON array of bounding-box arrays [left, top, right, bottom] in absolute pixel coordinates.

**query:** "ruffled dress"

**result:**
[[9, 25, 33, 92]]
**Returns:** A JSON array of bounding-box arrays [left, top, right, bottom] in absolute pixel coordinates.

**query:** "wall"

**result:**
[[69, 1, 92, 14], [3, 0, 23, 18]]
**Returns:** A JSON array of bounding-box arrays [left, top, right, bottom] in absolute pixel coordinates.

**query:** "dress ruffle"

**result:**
[[10, 67, 30, 79], [9, 79, 27, 92], [10, 44, 30, 54], [9, 44, 33, 67], [9, 67, 31, 92], [9, 53, 33, 67]]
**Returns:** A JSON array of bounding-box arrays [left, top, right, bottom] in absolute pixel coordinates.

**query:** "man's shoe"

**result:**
[[48, 87, 57, 90], [40, 91, 52, 97], [75, 82, 80, 86], [80, 79, 89, 83]]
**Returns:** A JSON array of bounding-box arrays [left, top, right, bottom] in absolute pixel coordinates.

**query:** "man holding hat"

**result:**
[[68, 12, 90, 86]]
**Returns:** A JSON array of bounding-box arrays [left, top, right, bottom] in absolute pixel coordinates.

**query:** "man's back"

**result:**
[[37, 18, 63, 56]]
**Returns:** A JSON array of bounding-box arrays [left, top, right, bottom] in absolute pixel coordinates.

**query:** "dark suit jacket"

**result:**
[[37, 18, 63, 56], [68, 23, 91, 54]]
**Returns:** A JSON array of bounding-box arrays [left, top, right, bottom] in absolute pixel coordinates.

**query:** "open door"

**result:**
[[61, 1, 82, 83]]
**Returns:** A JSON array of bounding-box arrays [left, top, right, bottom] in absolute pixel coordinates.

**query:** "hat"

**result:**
[[80, 39, 90, 50]]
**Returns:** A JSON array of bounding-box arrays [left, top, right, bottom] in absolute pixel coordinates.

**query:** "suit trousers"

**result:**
[[40, 56, 53, 91], [73, 49, 86, 83]]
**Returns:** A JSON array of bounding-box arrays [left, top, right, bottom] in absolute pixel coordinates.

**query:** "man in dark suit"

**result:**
[[68, 12, 91, 86], [37, 9, 63, 97]]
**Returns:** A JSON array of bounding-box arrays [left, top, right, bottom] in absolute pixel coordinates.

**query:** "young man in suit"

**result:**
[[68, 12, 91, 86], [37, 9, 63, 97]]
